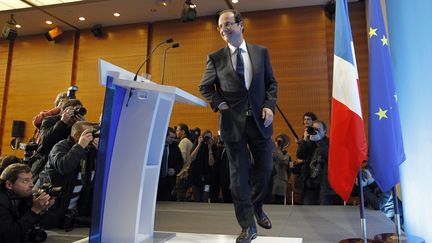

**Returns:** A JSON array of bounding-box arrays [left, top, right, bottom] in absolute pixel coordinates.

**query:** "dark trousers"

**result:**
[[224, 116, 273, 229]]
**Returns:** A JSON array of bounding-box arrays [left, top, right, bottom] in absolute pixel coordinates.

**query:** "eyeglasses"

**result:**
[[217, 21, 239, 31]]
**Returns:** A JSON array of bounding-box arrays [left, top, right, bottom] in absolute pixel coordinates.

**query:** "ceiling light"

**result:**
[[46, 20, 53, 25], [181, 0, 197, 22], [232, 0, 239, 3], [45, 26, 63, 42], [113, 12, 120, 17], [1, 14, 18, 41], [15, 24, 21, 28], [0, 0, 84, 11], [156, 0, 172, 7], [78, 17, 86, 21]]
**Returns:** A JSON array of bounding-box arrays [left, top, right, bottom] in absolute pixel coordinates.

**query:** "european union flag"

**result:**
[[368, 0, 406, 193]]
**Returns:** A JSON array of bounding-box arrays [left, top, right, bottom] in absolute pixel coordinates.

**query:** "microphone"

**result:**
[[161, 43, 180, 85], [133, 37, 174, 81]]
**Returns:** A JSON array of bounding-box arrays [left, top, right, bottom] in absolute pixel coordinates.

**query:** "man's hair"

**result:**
[[54, 92, 68, 107], [61, 99, 82, 112], [1, 155, 21, 170], [71, 121, 94, 137], [313, 120, 327, 133], [219, 9, 243, 23], [0, 163, 30, 184], [177, 123, 189, 137], [167, 127, 176, 136], [303, 112, 318, 121]]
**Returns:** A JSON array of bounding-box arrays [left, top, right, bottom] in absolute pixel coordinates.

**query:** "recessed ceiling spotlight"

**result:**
[[232, 0, 239, 3], [15, 24, 21, 28], [46, 20, 53, 25], [113, 12, 120, 17], [78, 17, 86, 21], [157, 0, 172, 7]]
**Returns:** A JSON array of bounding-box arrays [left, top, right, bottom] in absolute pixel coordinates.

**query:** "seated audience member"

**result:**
[[31, 99, 85, 184], [189, 130, 217, 202], [0, 164, 54, 242], [272, 133, 291, 204], [157, 127, 183, 201], [39, 121, 97, 230], [0, 155, 22, 175]]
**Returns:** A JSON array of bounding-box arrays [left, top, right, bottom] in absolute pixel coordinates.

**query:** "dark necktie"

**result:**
[[160, 144, 168, 178], [236, 48, 245, 81]]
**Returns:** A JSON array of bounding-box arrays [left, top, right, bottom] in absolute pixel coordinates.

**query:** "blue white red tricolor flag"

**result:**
[[328, 0, 368, 201], [367, 0, 405, 193]]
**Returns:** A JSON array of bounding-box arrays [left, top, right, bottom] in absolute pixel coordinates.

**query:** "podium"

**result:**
[[89, 60, 207, 243]]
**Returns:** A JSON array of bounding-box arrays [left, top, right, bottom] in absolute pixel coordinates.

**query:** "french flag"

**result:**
[[328, 0, 368, 201]]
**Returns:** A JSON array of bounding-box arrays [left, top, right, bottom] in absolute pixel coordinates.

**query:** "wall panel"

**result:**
[[75, 23, 149, 123], [0, 33, 74, 155]]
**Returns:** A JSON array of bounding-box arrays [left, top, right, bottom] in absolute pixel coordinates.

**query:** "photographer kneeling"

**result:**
[[0, 164, 55, 242], [39, 121, 98, 230]]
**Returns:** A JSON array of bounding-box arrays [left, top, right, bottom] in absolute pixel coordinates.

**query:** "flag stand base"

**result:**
[[340, 238, 380, 243], [374, 233, 424, 243]]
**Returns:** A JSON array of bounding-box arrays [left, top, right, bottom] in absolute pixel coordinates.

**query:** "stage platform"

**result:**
[[45, 202, 395, 243]]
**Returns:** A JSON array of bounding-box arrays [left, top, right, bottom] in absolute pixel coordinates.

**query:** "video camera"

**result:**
[[34, 183, 62, 197]]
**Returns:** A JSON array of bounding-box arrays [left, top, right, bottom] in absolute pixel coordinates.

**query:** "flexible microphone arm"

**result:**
[[161, 43, 180, 85], [133, 38, 174, 81]]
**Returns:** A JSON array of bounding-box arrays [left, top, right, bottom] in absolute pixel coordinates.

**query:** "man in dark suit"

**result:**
[[199, 9, 278, 243]]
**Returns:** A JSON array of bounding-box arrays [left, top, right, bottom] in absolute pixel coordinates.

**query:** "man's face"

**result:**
[[176, 127, 184, 139], [312, 122, 326, 138], [6, 172, 34, 198], [218, 12, 243, 45], [303, 116, 313, 127], [166, 132, 176, 145]]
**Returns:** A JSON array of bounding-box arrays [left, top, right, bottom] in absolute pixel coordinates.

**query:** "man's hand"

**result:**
[[309, 132, 322, 141], [262, 108, 274, 127], [78, 129, 93, 148], [31, 192, 52, 214], [60, 107, 75, 125], [218, 102, 229, 111], [92, 137, 99, 150], [167, 168, 175, 176]]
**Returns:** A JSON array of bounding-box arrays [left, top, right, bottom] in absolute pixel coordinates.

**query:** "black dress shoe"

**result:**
[[255, 210, 272, 229], [236, 223, 257, 243]]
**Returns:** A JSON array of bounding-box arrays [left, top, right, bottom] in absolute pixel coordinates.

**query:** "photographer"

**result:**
[[272, 134, 291, 204], [189, 130, 216, 202], [0, 164, 54, 243], [32, 92, 69, 131], [31, 99, 85, 184], [39, 121, 97, 230], [294, 120, 338, 205]]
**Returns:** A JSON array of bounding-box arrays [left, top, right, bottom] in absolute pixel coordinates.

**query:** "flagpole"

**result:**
[[358, 170, 367, 242], [391, 187, 402, 240]]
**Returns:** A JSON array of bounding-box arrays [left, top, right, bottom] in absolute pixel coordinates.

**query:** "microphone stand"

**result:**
[[161, 43, 180, 85]]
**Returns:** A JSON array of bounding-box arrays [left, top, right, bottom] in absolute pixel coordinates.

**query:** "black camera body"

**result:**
[[91, 130, 100, 139], [18, 142, 38, 164], [188, 127, 201, 142], [276, 139, 284, 147], [307, 126, 317, 135], [203, 134, 212, 143], [28, 225, 47, 242], [74, 107, 87, 116], [34, 183, 62, 197]]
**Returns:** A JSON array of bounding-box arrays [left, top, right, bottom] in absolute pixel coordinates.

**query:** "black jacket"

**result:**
[[0, 183, 40, 243]]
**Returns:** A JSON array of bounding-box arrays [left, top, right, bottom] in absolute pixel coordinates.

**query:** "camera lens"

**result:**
[[74, 107, 87, 116], [307, 126, 317, 135]]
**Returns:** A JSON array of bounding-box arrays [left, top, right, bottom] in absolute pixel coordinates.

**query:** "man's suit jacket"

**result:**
[[199, 43, 278, 142]]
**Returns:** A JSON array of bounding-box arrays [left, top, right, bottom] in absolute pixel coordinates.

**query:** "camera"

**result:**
[[67, 85, 78, 99], [28, 225, 47, 242], [203, 133, 212, 143], [276, 139, 284, 147], [18, 142, 38, 164], [91, 130, 100, 139], [34, 183, 62, 197], [74, 107, 87, 116], [188, 127, 201, 143], [307, 126, 317, 135]]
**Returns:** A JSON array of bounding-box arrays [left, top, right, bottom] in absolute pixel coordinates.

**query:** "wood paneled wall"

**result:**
[[1, 34, 75, 156], [0, 2, 368, 158], [75, 23, 149, 122]]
